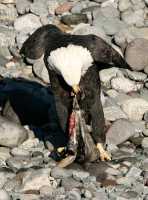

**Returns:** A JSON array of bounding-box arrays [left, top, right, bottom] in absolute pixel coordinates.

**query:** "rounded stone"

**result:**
[[0, 190, 10, 200]]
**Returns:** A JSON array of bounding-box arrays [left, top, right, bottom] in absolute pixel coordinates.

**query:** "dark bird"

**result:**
[[20, 24, 131, 161]]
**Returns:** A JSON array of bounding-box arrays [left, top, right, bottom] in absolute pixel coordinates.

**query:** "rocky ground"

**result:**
[[0, 0, 148, 199]]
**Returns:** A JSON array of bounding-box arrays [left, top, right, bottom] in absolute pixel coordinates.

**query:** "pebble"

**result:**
[[104, 105, 127, 121], [99, 67, 122, 87], [61, 177, 83, 191], [125, 38, 148, 72], [0, 26, 15, 47], [72, 23, 108, 42], [51, 167, 73, 179], [106, 119, 136, 145], [142, 137, 148, 149], [0, 147, 10, 161], [126, 166, 142, 178], [61, 13, 88, 25], [125, 69, 147, 81], [121, 98, 148, 121], [0, 189, 10, 200], [14, 13, 42, 33], [111, 77, 141, 93], [21, 168, 57, 191], [16, 0, 31, 14], [0, 4, 17, 25], [11, 147, 30, 157], [66, 188, 81, 200], [30, 1, 48, 17], [118, 0, 131, 12], [72, 170, 90, 181], [55, 2, 73, 15], [0, 116, 28, 148]]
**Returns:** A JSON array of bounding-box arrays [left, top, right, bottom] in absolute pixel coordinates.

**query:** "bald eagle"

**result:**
[[20, 24, 131, 161]]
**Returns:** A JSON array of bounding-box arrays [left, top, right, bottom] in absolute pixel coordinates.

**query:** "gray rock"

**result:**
[[140, 89, 148, 103], [106, 119, 137, 146], [99, 67, 122, 87], [0, 116, 28, 148], [114, 28, 135, 50], [12, 194, 40, 200], [125, 38, 148, 72], [121, 98, 148, 121], [21, 168, 57, 191], [93, 8, 126, 35], [113, 92, 132, 105], [40, 185, 55, 197], [0, 171, 15, 189], [51, 167, 73, 179], [0, 4, 17, 25], [47, 0, 59, 15], [19, 138, 40, 150], [103, 105, 127, 121], [71, 1, 87, 14], [82, 189, 92, 199], [100, 5, 120, 18], [121, 191, 139, 199], [16, 0, 31, 15], [121, 9, 144, 27], [16, 32, 28, 49], [126, 166, 142, 178], [105, 167, 121, 176], [71, 23, 109, 42], [61, 13, 88, 25], [6, 156, 43, 171], [33, 57, 49, 83], [125, 70, 147, 81], [0, 189, 10, 200], [66, 188, 81, 200], [30, 1, 48, 16], [72, 170, 89, 181], [144, 111, 148, 122], [0, 47, 12, 61], [0, 55, 8, 67], [145, 0, 148, 5], [116, 176, 135, 186], [0, 147, 11, 161], [14, 13, 42, 33], [61, 177, 83, 191], [11, 147, 30, 157], [118, 0, 131, 12], [142, 159, 148, 171], [0, 0, 15, 3], [111, 77, 140, 93], [0, 26, 15, 48], [142, 137, 148, 149]]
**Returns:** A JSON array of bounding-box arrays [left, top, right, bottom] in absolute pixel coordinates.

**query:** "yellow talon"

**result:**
[[97, 143, 111, 161]]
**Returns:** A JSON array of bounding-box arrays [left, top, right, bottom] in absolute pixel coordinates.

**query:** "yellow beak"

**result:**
[[72, 84, 80, 94]]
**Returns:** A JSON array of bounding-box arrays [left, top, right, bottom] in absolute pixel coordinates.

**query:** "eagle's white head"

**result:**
[[48, 44, 93, 93]]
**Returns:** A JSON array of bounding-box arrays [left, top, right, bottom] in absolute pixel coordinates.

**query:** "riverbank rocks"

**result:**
[[121, 98, 148, 121], [0, 116, 28, 147], [125, 38, 148, 72]]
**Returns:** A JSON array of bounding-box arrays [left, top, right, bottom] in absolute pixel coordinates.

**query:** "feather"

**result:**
[[47, 44, 93, 86]]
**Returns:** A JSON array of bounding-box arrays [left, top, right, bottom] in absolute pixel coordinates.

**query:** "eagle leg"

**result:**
[[97, 143, 111, 161]]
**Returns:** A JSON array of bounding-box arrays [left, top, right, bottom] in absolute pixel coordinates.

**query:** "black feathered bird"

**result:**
[[20, 24, 131, 161]]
